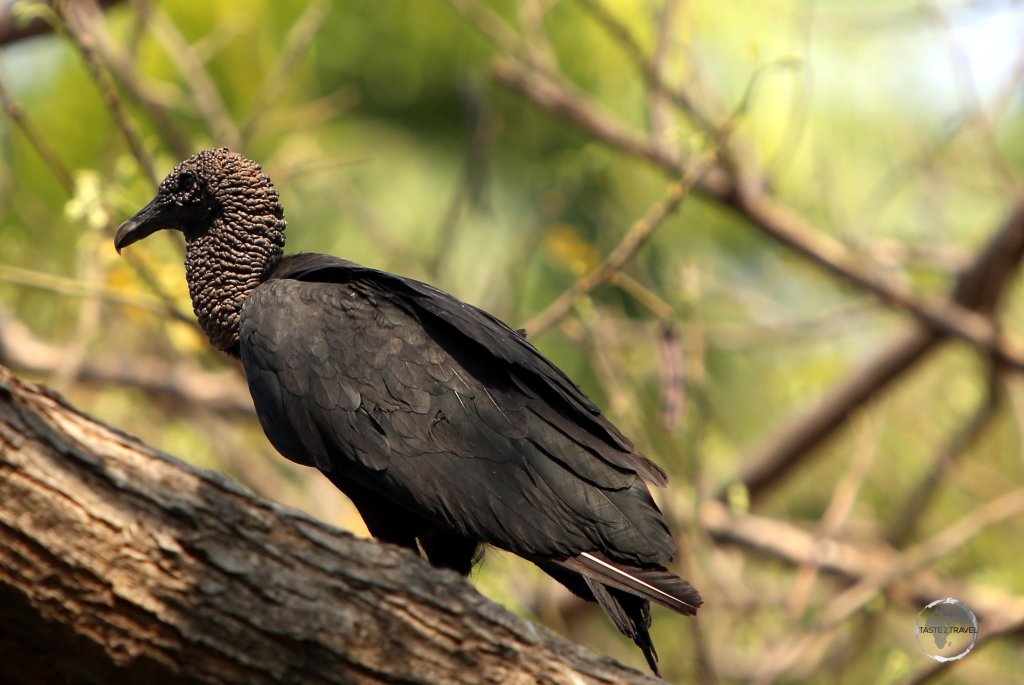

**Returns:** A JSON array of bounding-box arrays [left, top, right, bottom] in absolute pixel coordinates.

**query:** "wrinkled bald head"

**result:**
[[115, 147, 286, 252], [115, 148, 288, 352]]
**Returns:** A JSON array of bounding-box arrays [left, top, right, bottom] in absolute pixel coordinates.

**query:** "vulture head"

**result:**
[[114, 147, 285, 253], [114, 148, 287, 351]]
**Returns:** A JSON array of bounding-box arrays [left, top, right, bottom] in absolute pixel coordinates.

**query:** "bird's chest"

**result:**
[[237, 281, 417, 471]]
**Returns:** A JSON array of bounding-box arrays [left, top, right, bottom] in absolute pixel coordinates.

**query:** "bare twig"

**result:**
[[523, 154, 713, 336], [238, 1, 330, 146], [445, 0, 532, 65], [491, 45, 1024, 370], [700, 492, 1024, 681], [0, 309, 253, 417], [727, 200, 1024, 502], [0, 74, 74, 193], [786, 411, 881, 618], [0, 62, 193, 326], [52, 232, 108, 390], [57, 0, 158, 187], [646, 0, 680, 150], [0, 0, 122, 45], [493, 58, 690, 177], [728, 191, 1024, 369], [516, 0, 559, 74], [700, 497, 1024, 634], [429, 76, 494, 279], [581, 310, 633, 424], [449, 0, 707, 164], [244, 86, 359, 139], [0, 263, 165, 314], [703, 300, 876, 351], [573, 0, 715, 133], [726, 325, 936, 502], [929, 3, 1018, 187], [887, 378, 1002, 546], [149, 6, 241, 150], [839, 488, 1024, 616], [85, 9, 193, 158], [750, 488, 1024, 680]]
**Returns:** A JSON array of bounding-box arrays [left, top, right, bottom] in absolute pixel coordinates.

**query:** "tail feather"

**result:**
[[583, 577, 660, 676], [557, 552, 702, 616], [539, 554, 700, 675]]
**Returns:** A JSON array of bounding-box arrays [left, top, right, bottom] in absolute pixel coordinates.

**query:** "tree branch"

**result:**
[[0, 309, 254, 417], [58, 0, 159, 188], [701, 490, 1024, 682], [0, 364, 653, 684], [727, 199, 1024, 502], [0, 0, 122, 46], [523, 155, 713, 337], [491, 56, 1024, 369]]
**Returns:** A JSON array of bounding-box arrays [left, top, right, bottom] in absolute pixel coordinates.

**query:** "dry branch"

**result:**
[[0, 75, 74, 193], [523, 156, 712, 337], [730, 200, 1024, 502], [887, 381, 1001, 546], [699, 499, 1024, 641], [704, 497, 1024, 679], [149, 6, 241, 151], [574, 0, 714, 133], [0, 364, 653, 684], [58, 0, 159, 187], [0, 309, 253, 417], [0, 19, 192, 326], [492, 52, 1024, 369], [0, 0, 122, 45], [84, 4, 193, 159], [238, 0, 330, 146]]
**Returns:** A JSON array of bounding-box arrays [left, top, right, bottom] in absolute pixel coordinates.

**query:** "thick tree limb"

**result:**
[[0, 364, 655, 685]]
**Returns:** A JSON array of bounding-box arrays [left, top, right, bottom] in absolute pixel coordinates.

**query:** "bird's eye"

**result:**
[[178, 171, 196, 192]]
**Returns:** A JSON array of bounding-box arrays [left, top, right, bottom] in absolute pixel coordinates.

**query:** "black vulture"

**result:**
[[114, 148, 701, 675]]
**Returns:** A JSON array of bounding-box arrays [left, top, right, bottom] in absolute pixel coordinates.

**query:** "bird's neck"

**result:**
[[184, 205, 285, 352]]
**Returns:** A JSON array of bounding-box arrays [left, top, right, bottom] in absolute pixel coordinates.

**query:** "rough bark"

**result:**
[[0, 364, 655, 685]]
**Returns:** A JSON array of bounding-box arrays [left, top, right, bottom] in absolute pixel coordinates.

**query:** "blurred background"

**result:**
[[1, 0, 1023, 682]]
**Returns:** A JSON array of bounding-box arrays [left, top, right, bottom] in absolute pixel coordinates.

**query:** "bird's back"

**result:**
[[238, 253, 676, 565]]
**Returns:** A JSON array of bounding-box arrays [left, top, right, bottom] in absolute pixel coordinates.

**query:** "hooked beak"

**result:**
[[114, 196, 174, 254]]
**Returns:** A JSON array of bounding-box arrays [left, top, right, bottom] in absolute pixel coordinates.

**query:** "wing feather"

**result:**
[[240, 256, 675, 564]]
